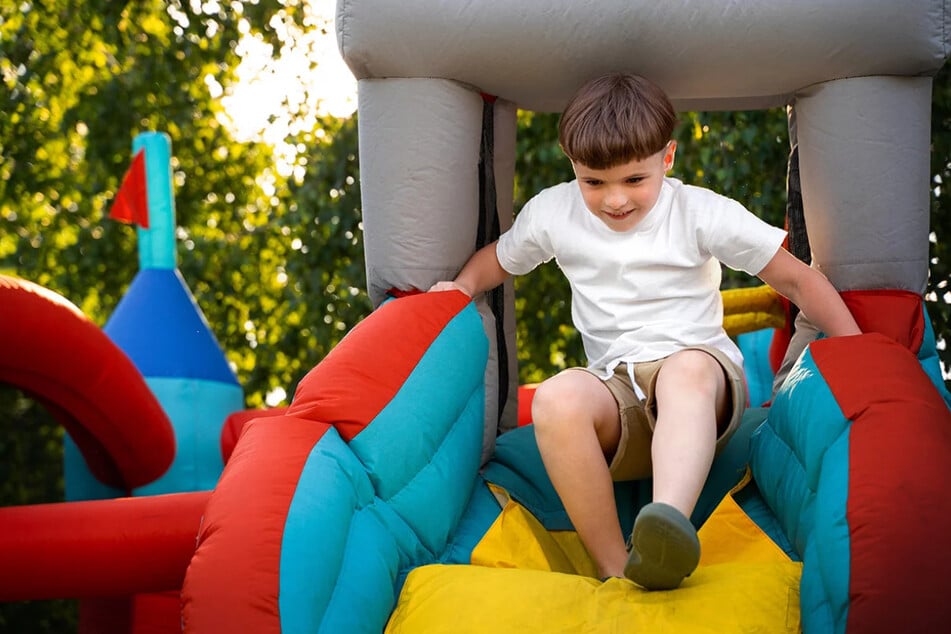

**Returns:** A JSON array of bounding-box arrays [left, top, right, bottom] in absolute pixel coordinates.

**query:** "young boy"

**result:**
[[430, 73, 861, 590]]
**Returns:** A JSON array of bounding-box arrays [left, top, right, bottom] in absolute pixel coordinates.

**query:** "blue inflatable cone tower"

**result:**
[[65, 131, 244, 499]]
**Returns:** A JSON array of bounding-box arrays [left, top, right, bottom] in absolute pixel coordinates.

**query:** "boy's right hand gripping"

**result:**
[[428, 281, 472, 297]]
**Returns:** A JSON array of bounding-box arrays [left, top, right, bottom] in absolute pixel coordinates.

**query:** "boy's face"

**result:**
[[571, 141, 676, 232]]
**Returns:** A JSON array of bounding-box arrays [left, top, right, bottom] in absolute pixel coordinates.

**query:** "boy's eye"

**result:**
[[626, 177, 644, 184], [583, 179, 602, 186]]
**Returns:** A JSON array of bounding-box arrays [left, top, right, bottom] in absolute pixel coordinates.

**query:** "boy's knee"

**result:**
[[531, 374, 586, 427], [668, 349, 720, 372], [533, 370, 618, 430], [660, 350, 724, 392], [530, 379, 566, 426]]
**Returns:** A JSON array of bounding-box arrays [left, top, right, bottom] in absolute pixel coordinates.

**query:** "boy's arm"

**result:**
[[756, 247, 862, 338], [429, 240, 511, 298]]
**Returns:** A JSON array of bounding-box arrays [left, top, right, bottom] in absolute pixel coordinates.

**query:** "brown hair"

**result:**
[[558, 73, 677, 169]]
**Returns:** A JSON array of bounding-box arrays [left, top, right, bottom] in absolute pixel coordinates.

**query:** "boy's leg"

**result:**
[[624, 349, 730, 589], [650, 348, 729, 517], [531, 370, 629, 579]]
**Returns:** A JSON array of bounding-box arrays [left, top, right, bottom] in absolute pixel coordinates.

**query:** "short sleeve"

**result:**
[[496, 192, 556, 275], [704, 198, 787, 275]]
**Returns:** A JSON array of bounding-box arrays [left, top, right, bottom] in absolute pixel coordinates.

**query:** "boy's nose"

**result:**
[[604, 190, 628, 209]]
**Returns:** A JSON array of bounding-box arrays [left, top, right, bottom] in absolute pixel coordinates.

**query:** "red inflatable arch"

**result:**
[[0, 274, 174, 491]]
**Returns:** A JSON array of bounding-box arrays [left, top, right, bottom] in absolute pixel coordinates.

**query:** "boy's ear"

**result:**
[[664, 141, 677, 172]]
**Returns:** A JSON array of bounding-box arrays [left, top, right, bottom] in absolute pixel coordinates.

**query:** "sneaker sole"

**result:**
[[623, 502, 700, 590]]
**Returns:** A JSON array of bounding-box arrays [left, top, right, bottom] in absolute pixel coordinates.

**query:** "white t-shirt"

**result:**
[[496, 177, 787, 376]]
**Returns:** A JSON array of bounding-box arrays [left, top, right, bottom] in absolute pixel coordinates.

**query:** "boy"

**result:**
[[430, 73, 861, 589]]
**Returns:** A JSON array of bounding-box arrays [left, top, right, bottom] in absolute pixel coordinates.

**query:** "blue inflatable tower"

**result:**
[[66, 132, 244, 499]]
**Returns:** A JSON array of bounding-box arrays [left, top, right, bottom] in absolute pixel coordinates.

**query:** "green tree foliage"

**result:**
[[1, 0, 370, 402], [928, 62, 951, 358], [1, 1, 365, 630]]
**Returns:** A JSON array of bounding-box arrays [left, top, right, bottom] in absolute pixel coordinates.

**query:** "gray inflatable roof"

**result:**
[[338, 0, 950, 112]]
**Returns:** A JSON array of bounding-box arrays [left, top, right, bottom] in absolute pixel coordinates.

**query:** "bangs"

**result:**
[[559, 73, 677, 169]]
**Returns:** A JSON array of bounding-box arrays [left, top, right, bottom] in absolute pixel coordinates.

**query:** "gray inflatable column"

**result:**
[[794, 76, 933, 293], [357, 78, 484, 301], [356, 78, 518, 462], [772, 76, 933, 395], [489, 99, 520, 438]]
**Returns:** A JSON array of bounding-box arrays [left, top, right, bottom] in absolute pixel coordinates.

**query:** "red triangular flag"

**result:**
[[110, 149, 150, 228]]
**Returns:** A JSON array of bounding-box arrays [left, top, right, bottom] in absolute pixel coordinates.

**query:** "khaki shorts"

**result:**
[[567, 346, 748, 482]]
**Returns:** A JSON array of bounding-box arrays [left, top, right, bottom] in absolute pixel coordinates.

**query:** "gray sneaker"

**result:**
[[623, 502, 700, 590]]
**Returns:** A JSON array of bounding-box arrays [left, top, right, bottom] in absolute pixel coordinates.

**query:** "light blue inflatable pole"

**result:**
[[67, 132, 244, 499], [133, 131, 177, 270]]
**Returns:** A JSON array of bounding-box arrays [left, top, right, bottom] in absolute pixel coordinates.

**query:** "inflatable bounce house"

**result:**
[[181, 1, 951, 632], [3, 0, 951, 633]]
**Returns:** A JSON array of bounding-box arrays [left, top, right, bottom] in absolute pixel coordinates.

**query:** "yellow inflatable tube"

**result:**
[[721, 285, 786, 337]]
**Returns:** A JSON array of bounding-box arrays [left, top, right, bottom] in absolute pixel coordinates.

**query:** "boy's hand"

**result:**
[[429, 281, 472, 297]]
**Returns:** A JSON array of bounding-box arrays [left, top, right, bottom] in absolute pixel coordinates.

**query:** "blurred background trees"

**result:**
[[2, 1, 950, 630]]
